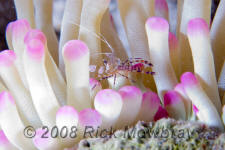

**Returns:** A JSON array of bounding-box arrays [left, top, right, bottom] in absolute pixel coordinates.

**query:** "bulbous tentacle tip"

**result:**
[[63, 40, 89, 61], [187, 18, 209, 37], [0, 50, 16, 67], [146, 17, 169, 32]]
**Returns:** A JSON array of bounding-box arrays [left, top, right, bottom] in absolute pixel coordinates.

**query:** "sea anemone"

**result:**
[[0, 0, 224, 149]]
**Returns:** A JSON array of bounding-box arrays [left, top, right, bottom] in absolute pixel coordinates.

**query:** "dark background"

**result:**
[[0, 0, 16, 50]]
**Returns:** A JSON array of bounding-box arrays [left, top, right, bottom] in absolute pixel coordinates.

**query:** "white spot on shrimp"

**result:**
[[98, 66, 105, 74], [89, 65, 96, 72]]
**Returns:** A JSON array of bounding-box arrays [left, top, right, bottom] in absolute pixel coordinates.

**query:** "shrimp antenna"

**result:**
[[68, 21, 115, 54]]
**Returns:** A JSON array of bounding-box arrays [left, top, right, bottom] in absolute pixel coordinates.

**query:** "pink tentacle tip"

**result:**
[[56, 106, 79, 119], [12, 19, 31, 38], [180, 72, 199, 88], [33, 128, 50, 148], [155, 0, 169, 12], [24, 29, 47, 45], [79, 108, 102, 129], [0, 91, 15, 111], [63, 40, 89, 61], [119, 86, 142, 100], [164, 90, 181, 106], [146, 17, 169, 32], [143, 91, 161, 107], [0, 50, 16, 67], [169, 32, 178, 50], [95, 89, 122, 105], [154, 106, 169, 121], [0, 130, 9, 145], [25, 39, 45, 60], [187, 18, 209, 37]]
